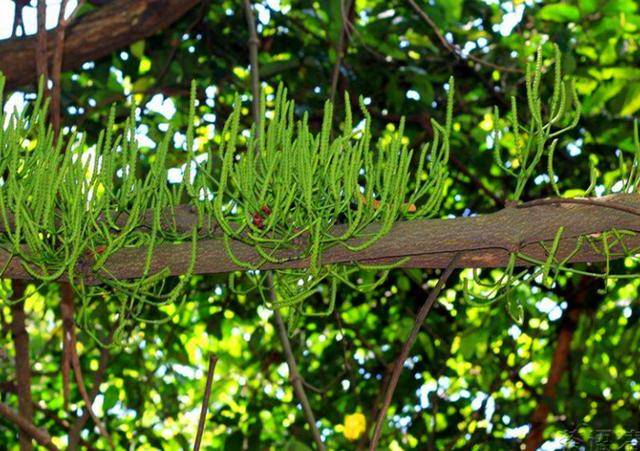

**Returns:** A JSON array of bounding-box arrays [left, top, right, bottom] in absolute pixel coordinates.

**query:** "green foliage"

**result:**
[[0, 72, 455, 338], [215, 82, 453, 322], [0, 76, 199, 343], [493, 45, 581, 201], [4, 0, 640, 449]]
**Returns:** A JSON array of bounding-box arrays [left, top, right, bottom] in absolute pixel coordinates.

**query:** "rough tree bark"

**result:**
[[0, 0, 200, 90]]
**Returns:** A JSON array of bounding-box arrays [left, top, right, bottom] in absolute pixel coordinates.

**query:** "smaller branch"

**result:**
[[369, 254, 461, 450], [406, 0, 520, 73], [243, 0, 261, 127], [32, 402, 97, 451], [12, 0, 26, 37], [11, 281, 33, 451], [36, 0, 48, 86], [273, 307, 326, 450], [51, 0, 77, 138], [68, 328, 114, 450], [66, 299, 114, 449], [61, 284, 73, 418], [0, 403, 57, 451], [193, 354, 218, 451], [329, 0, 355, 106], [524, 277, 601, 450], [356, 368, 391, 450]]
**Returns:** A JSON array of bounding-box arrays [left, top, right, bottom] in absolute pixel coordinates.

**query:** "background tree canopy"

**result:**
[[1, 0, 640, 449]]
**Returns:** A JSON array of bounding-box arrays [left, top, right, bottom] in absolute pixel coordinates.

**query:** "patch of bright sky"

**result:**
[[0, 0, 79, 39], [539, 438, 571, 450], [504, 424, 530, 439], [146, 94, 177, 120], [481, 0, 529, 36], [567, 139, 583, 156], [167, 153, 208, 184], [536, 297, 564, 321]]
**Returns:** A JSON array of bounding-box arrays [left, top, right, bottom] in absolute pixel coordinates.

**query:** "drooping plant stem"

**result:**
[[243, 3, 325, 449]]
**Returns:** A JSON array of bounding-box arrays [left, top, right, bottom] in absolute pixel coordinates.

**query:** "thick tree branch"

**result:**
[[0, 193, 640, 282], [0, 0, 200, 90]]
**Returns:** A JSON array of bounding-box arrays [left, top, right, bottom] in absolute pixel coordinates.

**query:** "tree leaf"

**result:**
[[538, 4, 581, 22], [618, 83, 640, 116], [102, 385, 119, 412], [130, 40, 146, 59]]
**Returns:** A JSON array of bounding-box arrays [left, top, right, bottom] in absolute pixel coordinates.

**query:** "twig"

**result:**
[[156, 1, 208, 86], [449, 154, 504, 206], [368, 254, 461, 450], [10, 281, 34, 451], [405, 0, 520, 73], [272, 305, 326, 450], [243, 0, 261, 127], [240, 7, 325, 445], [193, 354, 218, 451], [329, 0, 355, 106], [0, 403, 57, 450], [356, 368, 391, 450]]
